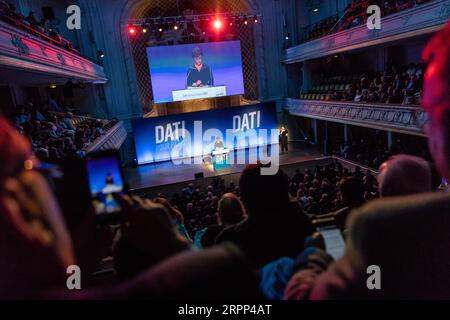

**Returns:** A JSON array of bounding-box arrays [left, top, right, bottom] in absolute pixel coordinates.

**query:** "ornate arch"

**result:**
[[119, 0, 261, 115]]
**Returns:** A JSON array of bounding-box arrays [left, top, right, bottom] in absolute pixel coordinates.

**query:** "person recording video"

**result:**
[[186, 47, 214, 88]]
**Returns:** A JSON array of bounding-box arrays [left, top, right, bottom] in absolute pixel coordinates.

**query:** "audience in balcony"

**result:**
[[0, 1, 78, 54], [303, 0, 431, 43], [303, 15, 339, 42], [9, 99, 115, 162], [301, 62, 425, 105]]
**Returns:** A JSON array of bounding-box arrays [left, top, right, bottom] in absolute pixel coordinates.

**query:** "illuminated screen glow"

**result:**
[[147, 41, 245, 103]]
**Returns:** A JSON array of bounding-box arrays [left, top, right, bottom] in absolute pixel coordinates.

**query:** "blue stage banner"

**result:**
[[132, 102, 278, 165]]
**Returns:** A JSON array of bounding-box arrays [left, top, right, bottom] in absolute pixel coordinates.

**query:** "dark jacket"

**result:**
[[216, 202, 314, 268], [186, 63, 214, 87]]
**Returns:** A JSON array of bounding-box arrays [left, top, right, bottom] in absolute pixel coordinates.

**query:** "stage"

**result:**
[[124, 142, 325, 192]]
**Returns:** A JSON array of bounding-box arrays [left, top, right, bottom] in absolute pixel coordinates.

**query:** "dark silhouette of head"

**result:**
[[377, 155, 432, 197], [339, 176, 364, 207], [218, 193, 246, 226], [239, 163, 289, 216]]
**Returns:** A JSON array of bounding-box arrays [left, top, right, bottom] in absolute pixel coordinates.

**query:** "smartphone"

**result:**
[[85, 150, 125, 219], [317, 226, 346, 260]]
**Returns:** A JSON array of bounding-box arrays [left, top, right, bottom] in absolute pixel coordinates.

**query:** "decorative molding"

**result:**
[[57, 52, 66, 65], [284, 0, 450, 64], [284, 98, 427, 136], [0, 21, 107, 83], [39, 45, 48, 57], [10, 34, 29, 55]]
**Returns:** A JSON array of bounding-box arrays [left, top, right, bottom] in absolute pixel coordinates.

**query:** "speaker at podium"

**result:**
[[212, 137, 231, 172]]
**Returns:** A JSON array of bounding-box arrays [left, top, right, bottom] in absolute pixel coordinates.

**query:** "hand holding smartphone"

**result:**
[[85, 150, 125, 222]]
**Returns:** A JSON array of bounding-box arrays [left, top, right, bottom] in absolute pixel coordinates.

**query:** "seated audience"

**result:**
[[153, 197, 193, 243], [215, 164, 314, 268], [377, 155, 432, 197], [301, 60, 424, 106], [8, 102, 116, 162], [112, 196, 192, 280], [284, 22, 450, 300], [314, 176, 365, 231], [0, 115, 261, 299], [195, 193, 246, 248]]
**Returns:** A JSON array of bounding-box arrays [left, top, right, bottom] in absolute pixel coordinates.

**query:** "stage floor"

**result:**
[[124, 143, 323, 191]]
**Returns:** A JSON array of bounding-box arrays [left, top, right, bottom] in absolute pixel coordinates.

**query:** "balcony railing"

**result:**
[[0, 7, 80, 56], [284, 0, 450, 63], [0, 20, 107, 82], [284, 98, 427, 136], [73, 117, 127, 153]]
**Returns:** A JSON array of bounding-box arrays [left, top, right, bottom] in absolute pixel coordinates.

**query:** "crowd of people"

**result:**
[[1, 21, 450, 300], [303, 0, 431, 42], [139, 163, 377, 247], [0, 1, 78, 54], [12, 97, 115, 162], [333, 135, 431, 169], [301, 61, 425, 105]]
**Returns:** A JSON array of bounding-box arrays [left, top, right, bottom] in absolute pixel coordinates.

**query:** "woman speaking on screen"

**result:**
[[186, 47, 214, 88]]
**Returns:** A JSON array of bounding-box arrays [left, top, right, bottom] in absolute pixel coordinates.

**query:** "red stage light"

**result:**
[[213, 19, 223, 30], [128, 25, 137, 35]]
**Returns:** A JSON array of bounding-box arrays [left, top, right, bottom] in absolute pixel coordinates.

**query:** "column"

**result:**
[[387, 131, 393, 149], [344, 124, 349, 143], [312, 118, 318, 144]]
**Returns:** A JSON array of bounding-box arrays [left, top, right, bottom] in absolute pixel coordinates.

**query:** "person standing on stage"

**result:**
[[280, 127, 289, 153], [186, 47, 214, 88]]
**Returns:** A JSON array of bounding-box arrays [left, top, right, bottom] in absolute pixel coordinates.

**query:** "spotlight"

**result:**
[[128, 25, 137, 35], [285, 32, 290, 40], [229, 21, 233, 27], [253, 15, 258, 23], [173, 24, 179, 30], [243, 16, 248, 25], [313, 8, 319, 12], [213, 18, 223, 30], [142, 27, 148, 33], [158, 25, 163, 32], [50, 84, 57, 89], [97, 50, 105, 58]]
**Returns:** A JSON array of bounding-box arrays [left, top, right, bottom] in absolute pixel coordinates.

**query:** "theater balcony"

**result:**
[[80, 117, 128, 154], [284, 98, 427, 137], [283, 0, 450, 64], [0, 20, 107, 83]]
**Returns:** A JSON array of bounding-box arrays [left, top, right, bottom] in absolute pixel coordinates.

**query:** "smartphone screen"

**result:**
[[86, 152, 124, 215], [318, 226, 346, 260]]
